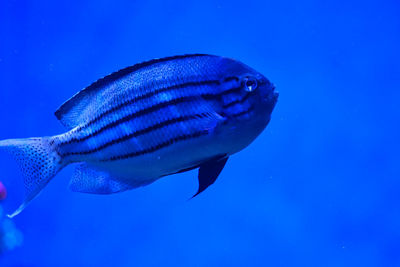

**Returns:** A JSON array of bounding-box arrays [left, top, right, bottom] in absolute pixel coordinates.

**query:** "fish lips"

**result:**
[[264, 84, 279, 104], [262, 85, 278, 116]]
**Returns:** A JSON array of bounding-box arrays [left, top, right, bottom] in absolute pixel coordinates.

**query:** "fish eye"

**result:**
[[243, 76, 258, 92]]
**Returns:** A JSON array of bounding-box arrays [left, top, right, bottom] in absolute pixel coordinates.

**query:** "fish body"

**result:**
[[0, 54, 278, 217]]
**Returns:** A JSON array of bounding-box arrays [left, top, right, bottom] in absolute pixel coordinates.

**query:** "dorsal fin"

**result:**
[[54, 54, 211, 129]]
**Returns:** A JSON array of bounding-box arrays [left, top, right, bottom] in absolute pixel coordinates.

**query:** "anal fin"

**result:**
[[70, 164, 136, 194]]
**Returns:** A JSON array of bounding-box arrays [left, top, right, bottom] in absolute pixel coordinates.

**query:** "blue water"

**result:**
[[0, 0, 399, 266]]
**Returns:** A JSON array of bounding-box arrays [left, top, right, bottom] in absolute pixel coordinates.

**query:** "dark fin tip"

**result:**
[[191, 155, 228, 199]]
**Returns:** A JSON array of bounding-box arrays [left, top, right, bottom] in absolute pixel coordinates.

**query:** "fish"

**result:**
[[0, 54, 278, 217]]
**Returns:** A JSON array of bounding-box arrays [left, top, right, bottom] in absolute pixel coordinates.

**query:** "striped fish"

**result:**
[[0, 54, 278, 217]]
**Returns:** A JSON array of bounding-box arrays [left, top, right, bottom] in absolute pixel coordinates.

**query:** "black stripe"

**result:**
[[60, 84, 243, 146], [76, 75, 239, 133], [55, 54, 212, 121], [63, 105, 254, 159], [222, 93, 251, 109], [60, 113, 210, 157], [74, 79, 221, 132], [97, 107, 254, 161], [83, 54, 212, 94], [61, 96, 206, 146], [223, 76, 240, 82], [101, 130, 210, 162], [230, 105, 254, 118]]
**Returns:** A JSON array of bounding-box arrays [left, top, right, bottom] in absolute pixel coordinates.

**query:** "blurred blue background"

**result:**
[[0, 0, 399, 266]]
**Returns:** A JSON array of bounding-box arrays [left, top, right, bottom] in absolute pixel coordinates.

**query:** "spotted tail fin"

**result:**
[[0, 137, 64, 218]]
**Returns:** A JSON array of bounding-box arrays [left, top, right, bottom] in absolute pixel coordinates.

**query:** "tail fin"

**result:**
[[0, 137, 64, 218]]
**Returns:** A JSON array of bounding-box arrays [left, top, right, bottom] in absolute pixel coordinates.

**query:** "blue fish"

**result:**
[[0, 54, 278, 217]]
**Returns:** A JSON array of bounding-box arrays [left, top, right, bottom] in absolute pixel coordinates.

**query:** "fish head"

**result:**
[[215, 58, 279, 154], [220, 59, 278, 124], [239, 73, 278, 117]]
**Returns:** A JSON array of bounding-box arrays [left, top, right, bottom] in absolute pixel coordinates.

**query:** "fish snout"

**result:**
[[264, 83, 278, 104]]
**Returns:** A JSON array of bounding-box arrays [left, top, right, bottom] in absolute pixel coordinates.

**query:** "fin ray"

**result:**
[[70, 164, 155, 194], [0, 137, 63, 218]]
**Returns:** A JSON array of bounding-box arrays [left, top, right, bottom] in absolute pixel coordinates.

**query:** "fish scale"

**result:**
[[59, 80, 227, 151], [58, 85, 224, 159], [58, 79, 225, 147], [0, 54, 278, 217]]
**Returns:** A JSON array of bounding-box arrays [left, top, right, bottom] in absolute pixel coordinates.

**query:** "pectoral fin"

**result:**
[[192, 156, 229, 198]]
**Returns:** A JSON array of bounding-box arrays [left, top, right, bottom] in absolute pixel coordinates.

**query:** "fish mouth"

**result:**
[[272, 91, 279, 102], [271, 83, 279, 101], [265, 84, 279, 103]]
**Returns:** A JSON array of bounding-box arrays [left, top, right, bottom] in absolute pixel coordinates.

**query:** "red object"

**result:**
[[0, 181, 7, 200]]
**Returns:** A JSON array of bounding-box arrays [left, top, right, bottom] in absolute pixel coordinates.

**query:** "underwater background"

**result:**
[[0, 0, 399, 266]]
